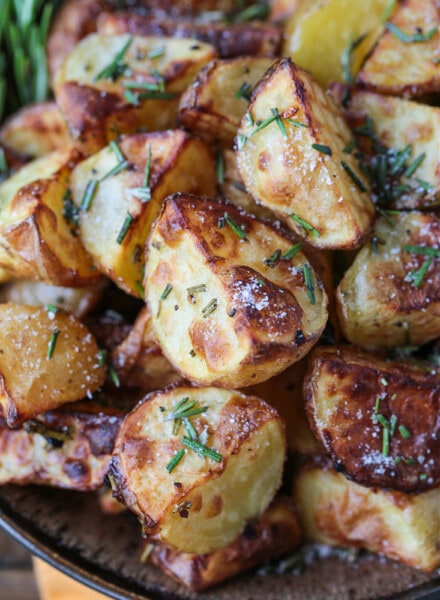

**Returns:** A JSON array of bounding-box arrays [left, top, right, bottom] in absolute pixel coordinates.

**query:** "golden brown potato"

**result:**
[[236, 58, 375, 250], [0, 401, 122, 490], [282, 0, 390, 88], [97, 11, 281, 60], [304, 345, 440, 492], [70, 131, 216, 296], [336, 211, 440, 348], [0, 279, 107, 319], [179, 57, 275, 147], [246, 358, 322, 455], [47, 0, 112, 81], [110, 385, 286, 554], [293, 457, 440, 572], [0, 147, 99, 286], [0, 304, 106, 427], [0, 102, 72, 159], [150, 496, 301, 591], [55, 34, 217, 154], [145, 195, 328, 388], [0, 267, 12, 284], [356, 0, 440, 98], [110, 306, 183, 391], [331, 85, 440, 210]]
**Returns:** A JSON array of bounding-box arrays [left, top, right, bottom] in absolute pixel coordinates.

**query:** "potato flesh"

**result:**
[[110, 386, 286, 554], [293, 460, 440, 572], [336, 212, 440, 348], [236, 59, 374, 250]]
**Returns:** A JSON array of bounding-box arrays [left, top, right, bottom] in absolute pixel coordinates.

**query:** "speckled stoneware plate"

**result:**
[[0, 484, 439, 600]]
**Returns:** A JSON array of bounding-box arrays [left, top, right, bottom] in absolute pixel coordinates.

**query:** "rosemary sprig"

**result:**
[[289, 214, 321, 238], [47, 329, 60, 360], [385, 22, 437, 44], [94, 36, 132, 82], [181, 437, 222, 462]]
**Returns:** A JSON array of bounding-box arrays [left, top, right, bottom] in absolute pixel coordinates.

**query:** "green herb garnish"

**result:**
[[235, 81, 253, 101], [80, 179, 98, 212], [398, 424, 411, 439], [161, 283, 173, 301], [95, 36, 132, 82], [166, 449, 185, 473], [216, 147, 225, 184], [281, 244, 302, 261], [264, 249, 281, 268], [385, 22, 437, 44], [202, 298, 218, 318], [224, 212, 247, 240], [181, 437, 222, 462], [341, 33, 368, 83], [340, 160, 367, 192], [286, 118, 307, 128], [47, 329, 60, 360], [116, 212, 133, 244], [312, 143, 332, 156], [289, 214, 321, 238], [302, 264, 315, 305]]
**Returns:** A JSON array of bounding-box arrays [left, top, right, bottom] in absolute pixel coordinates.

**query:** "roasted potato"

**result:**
[[0, 304, 105, 427], [0, 279, 107, 319], [293, 457, 440, 572], [304, 345, 440, 492], [282, 0, 391, 88], [110, 305, 183, 391], [179, 57, 275, 147], [0, 401, 122, 490], [97, 11, 281, 60], [236, 59, 375, 250], [110, 385, 286, 554], [246, 358, 322, 455], [0, 102, 72, 159], [331, 86, 440, 210], [356, 0, 440, 98], [55, 34, 217, 154], [150, 495, 301, 591], [0, 146, 99, 286], [70, 131, 216, 296], [145, 195, 328, 388], [336, 211, 440, 348]]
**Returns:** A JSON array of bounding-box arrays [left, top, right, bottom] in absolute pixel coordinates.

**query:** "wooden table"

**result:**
[[0, 527, 39, 600]]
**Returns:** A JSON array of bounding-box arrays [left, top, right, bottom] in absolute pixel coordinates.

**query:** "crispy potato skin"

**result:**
[[0, 402, 122, 490], [145, 194, 328, 388], [0, 102, 71, 159], [236, 58, 375, 250], [55, 34, 217, 155], [110, 385, 286, 554], [293, 457, 440, 572], [356, 0, 440, 98], [304, 346, 440, 492], [0, 304, 105, 427], [71, 131, 216, 296], [150, 496, 301, 591], [336, 212, 440, 348], [97, 11, 281, 59], [178, 57, 275, 147]]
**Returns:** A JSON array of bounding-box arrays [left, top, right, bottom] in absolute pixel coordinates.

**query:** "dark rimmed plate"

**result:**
[[0, 484, 439, 600]]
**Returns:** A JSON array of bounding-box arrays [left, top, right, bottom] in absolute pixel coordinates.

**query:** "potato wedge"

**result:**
[[0, 147, 99, 286], [178, 57, 275, 147], [145, 195, 328, 388], [336, 211, 440, 348], [0, 102, 72, 159], [150, 496, 301, 591], [0, 304, 105, 427], [304, 345, 440, 492], [246, 358, 322, 455], [293, 457, 440, 572], [331, 85, 440, 210], [0, 279, 107, 319], [282, 0, 391, 88], [356, 0, 440, 98], [236, 58, 375, 250], [110, 305, 183, 391], [71, 131, 216, 296], [97, 12, 281, 60], [109, 385, 286, 554], [55, 34, 217, 155], [0, 400, 122, 490]]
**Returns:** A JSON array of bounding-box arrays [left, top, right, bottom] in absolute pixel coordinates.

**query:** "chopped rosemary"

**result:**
[[281, 243, 302, 261], [202, 298, 218, 318], [62, 189, 80, 233], [148, 47, 165, 59], [94, 36, 132, 82], [80, 179, 98, 211], [403, 153, 426, 178], [236, 133, 247, 150], [341, 33, 368, 83], [161, 283, 173, 301], [302, 264, 315, 305], [289, 214, 321, 238], [166, 449, 185, 473], [116, 212, 133, 244], [381, 0, 397, 24], [135, 280, 145, 300], [286, 118, 307, 128], [340, 160, 367, 192], [249, 109, 282, 138], [264, 249, 281, 268], [419, 473, 428, 481], [97, 349, 107, 368], [343, 138, 356, 154], [183, 417, 198, 440], [216, 147, 224, 184], [108, 366, 120, 387], [312, 143, 332, 156], [181, 437, 222, 462], [47, 329, 60, 360], [389, 414, 397, 437], [385, 23, 437, 44], [110, 140, 125, 163], [229, 2, 269, 23], [187, 283, 207, 295], [235, 81, 253, 101], [224, 212, 247, 240], [398, 424, 411, 439], [165, 398, 208, 422], [101, 159, 130, 181], [407, 257, 434, 288], [45, 304, 65, 316], [374, 396, 381, 414], [271, 108, 287, 138], [402, 245, 440, 259]]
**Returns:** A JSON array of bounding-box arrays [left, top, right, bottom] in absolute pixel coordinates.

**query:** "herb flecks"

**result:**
[[289, 214, 321, 238], [341, 33, 368, 83], [95, 36, 132, 82], [385, 22, 437, 44], [312, 143, 332, 156], [235, 81, 253, 101], [202, 298, 218, 318], [222, 212, 247, 240], [302, 264, 316, 305], [182, 437, 222, 462], [80, 179, 98, 212], [127, 144, 152, 202], [47, 329, 61, 360], [116, 212, 133, 244], [281, 244, 302, 261], [264, 249, 281, 268]]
